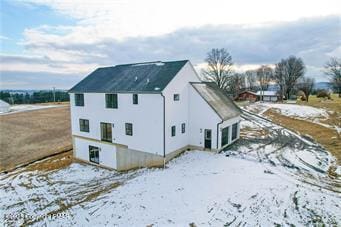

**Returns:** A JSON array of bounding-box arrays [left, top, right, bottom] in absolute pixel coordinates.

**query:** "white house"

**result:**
[[0, 100, 10, 113], [256, 91, 280, 102], [69, 60, 241, 171]]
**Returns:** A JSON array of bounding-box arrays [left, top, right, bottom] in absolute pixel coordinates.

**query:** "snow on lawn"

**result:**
[[268, 104, 329, 119], [244, 102, 329, 119], [1, 151, 340, 226], [0, 104, 63, 115]]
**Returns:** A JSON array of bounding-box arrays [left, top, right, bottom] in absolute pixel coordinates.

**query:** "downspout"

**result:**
[[216, 119, 223, 150], [161, 93, 166, 168]]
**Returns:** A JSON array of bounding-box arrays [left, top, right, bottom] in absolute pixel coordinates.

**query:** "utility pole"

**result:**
[[53, 87, 56, 103]]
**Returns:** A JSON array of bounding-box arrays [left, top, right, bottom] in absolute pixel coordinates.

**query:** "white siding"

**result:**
[[188, 85, 221, 149], [70, 93, 164, 156], [162, 62, 201, 154], [74, 137, 117, 169]]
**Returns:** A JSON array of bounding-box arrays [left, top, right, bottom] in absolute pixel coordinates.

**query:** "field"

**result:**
[[0, 105, 72, 171], [1, 112, 340, 226], [243, 95, 341, 166]]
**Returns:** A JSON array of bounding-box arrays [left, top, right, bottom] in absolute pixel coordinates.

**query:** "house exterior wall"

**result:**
[[69, 61, 241, 170], [188, 85, 221, 150], [218, 116, 241, 149], [70, 92, 164, 157], [73, 136, 117, 169], [162, 62, 201, 154]]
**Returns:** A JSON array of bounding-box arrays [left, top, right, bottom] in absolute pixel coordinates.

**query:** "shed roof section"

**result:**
[[69, 60, 189, 93], [256, 91, 278, 96], [191, 82, 242, 121]]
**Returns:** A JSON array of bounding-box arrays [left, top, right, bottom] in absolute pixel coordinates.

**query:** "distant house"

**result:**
[[0, 100, 10, 113], [69, 60, 241, 171], [236, 91, 258, 102], [256, 91, 280, 102]]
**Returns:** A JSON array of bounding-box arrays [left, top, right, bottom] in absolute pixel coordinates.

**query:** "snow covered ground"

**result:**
[[0, 104, 63, 115], [243, 102, 340, 133], [244, 102, 329, 119], [1, 116, 340, 226]]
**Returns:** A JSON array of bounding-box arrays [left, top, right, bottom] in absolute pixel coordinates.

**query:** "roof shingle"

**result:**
[[69, 60, 189, 93]]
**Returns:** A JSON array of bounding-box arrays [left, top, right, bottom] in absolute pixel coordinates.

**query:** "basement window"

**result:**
[[75, 94, 84, 106], [173, 94, 180, 101]]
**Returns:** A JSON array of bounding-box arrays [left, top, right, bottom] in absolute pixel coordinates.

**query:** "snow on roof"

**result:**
[[256, 91, 278, 96], [191, 82, 241, 120]]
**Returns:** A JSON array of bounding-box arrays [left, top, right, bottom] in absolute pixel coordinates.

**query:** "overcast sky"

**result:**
[[1, 0, 340, 89]]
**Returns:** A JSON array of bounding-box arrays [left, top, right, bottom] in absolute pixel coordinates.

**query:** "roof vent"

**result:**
[[154, 87, 160, 91], [155, 62, 165, 66], [146, 78, 150, 84], [135, 76, 138, 81]]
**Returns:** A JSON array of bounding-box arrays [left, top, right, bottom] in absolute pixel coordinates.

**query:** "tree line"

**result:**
[[202, 48, 341, 101], [0, 90, 70, 104]]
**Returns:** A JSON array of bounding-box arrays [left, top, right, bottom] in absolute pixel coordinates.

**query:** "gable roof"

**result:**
[[191, 82, 242, 121], [238, 90, 257, 96], [69, 60, 189, 93]]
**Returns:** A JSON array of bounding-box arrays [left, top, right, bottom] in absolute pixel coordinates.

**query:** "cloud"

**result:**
[[18, 0, 341, 39], [1, 15, 340, 88]]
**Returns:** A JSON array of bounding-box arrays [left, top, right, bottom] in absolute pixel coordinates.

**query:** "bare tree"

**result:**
[[256, 65, 273, 101], [229, 73, 245, 97], [245, 70, 257, 91], [297, 77, 315, 102], [274, 56, 305, 100], [202, 48, 234, 91], [324, 57, 341, 97]]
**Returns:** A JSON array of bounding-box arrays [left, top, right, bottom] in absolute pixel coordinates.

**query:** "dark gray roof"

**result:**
[[69, 60, 189, 93], [191, 82, 242, 121]]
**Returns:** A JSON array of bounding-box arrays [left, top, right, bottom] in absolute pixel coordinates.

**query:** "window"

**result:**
[[232, 123, 238, 141], [125, 123, 133, 136], [133, 94, 138, 104], [79, 119, 89, 132], [89, 145, 99, 164], [100, 122, 112, 142], [105, 94, 118, 108], [221, 127, 229, 147], [173, 94, 180, 101], [181, 123, 185, 134], [75, 94, 84, 106], [171, 125, 176, 137]]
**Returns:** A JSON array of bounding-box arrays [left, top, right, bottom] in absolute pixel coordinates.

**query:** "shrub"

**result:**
[[316, 90, 331, 99]]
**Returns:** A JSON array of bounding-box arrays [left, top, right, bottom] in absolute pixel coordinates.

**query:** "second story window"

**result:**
[[125, 123, 133, 136], [79, 119, 89, 132], [100, 122, 112, 142], [75, 94, 84, 106], [105, 94, 118, 109], [133, 94, 138, 104], [181, 123, 185, 134], [173, 94, 180, 101], [171, 125, 176, 137]]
